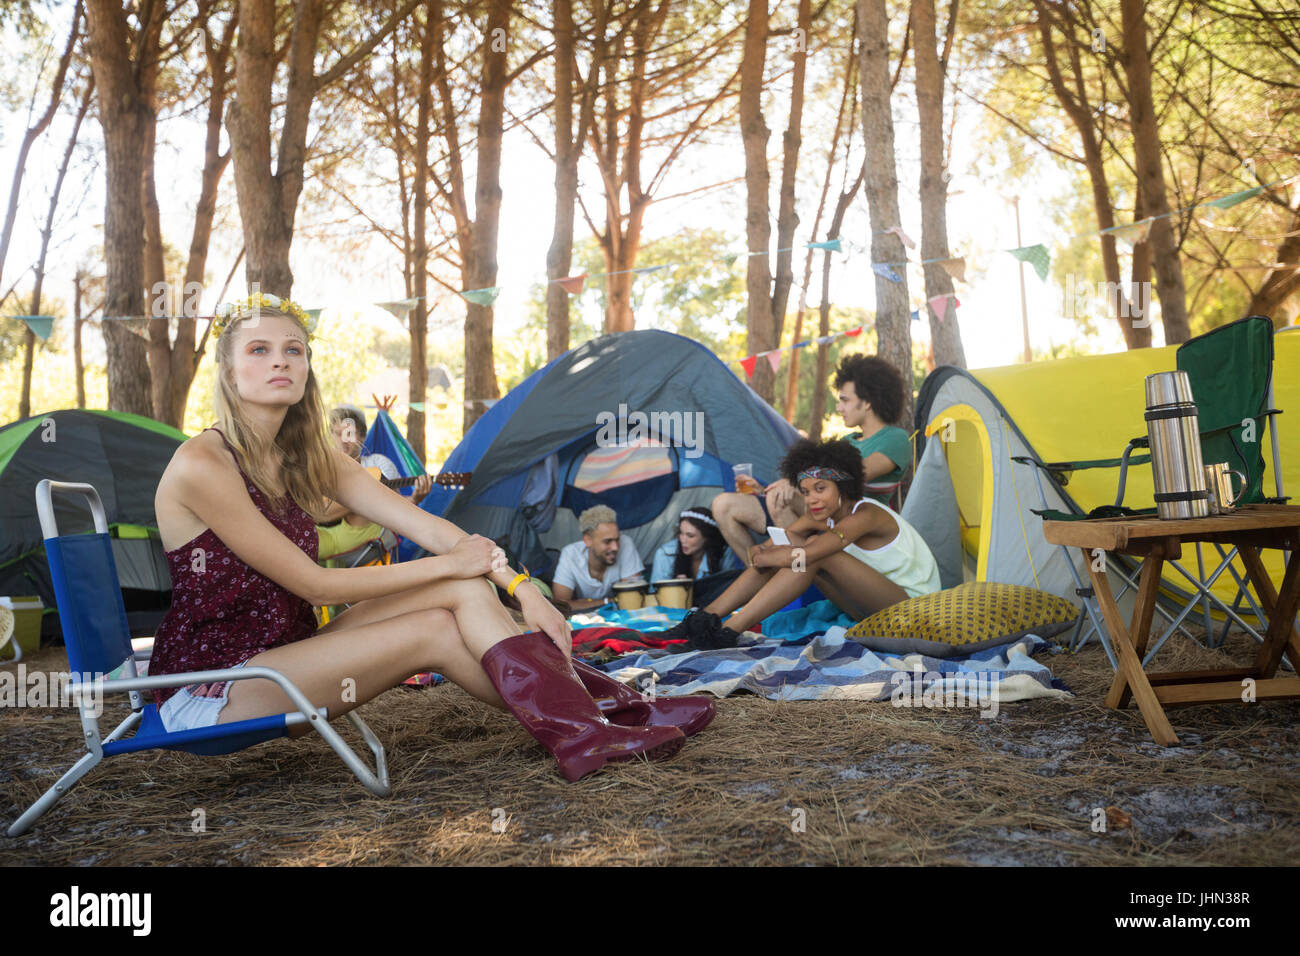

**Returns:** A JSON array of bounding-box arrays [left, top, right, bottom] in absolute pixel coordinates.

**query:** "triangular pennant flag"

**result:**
[[633, 264, 667, 276], [1009, 243, 1050, 282], [555, 273, 587, 295], [815, 335, 836, 345], [910, 309, 920, 322], [766, 350, 782, 374], [17, 316, 54, 341], [721, 254, 739, 267], [807, 239, 843, 253], [938, 257, 967, 282], [408, 402, 426, 412], [459, 287, 501, 306], [304, 309, 323, 322], [482, 399, 499, 409], [888, 225, 916, 249], [377, 297, 420, 321], [1106, 218, 1153, 247], [1206, 185, 1263, 209], [844, 326, 863, 337], [793, 339, 812, 348], [739, 355, 758, 379], [929, 295, 951, 323], [871, 263, 903, 283]]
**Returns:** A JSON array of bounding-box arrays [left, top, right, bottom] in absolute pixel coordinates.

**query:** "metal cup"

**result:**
[[1203, 462, 1247, 514]]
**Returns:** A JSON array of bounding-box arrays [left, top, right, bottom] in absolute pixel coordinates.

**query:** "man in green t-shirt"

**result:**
[[712, 354, 913, 563]]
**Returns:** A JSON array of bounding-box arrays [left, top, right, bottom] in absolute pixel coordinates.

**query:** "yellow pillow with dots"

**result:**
[[845, 582, 1080, 658]]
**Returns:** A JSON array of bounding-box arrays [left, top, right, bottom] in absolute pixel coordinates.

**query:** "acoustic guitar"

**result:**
[[365, 467, 472, 490]]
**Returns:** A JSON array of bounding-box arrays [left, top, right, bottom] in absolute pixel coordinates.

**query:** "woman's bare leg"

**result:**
[[721, 552, 909, 633], [221, 575, 528, 729], [699, 565, 777, 618], [220, 605, 503, 735]]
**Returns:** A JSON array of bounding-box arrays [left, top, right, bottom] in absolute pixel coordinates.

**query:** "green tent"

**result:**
[[0, 409, 186, 639]]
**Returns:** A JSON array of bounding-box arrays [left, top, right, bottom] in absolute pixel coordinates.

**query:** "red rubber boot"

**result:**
[[478, 633, 685, 782], [571, 659, 716, 738]]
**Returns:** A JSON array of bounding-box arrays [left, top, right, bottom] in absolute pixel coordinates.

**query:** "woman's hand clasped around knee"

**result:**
[[448, 534, 502, 578]]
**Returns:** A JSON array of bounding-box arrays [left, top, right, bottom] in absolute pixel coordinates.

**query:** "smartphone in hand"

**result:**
[[767, 526, 790, 546]]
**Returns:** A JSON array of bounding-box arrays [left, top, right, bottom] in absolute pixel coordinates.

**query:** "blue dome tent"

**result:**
[[402, 330, 801, 579]]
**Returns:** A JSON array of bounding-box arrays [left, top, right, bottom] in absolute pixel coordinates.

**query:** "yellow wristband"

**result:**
[[507, 572, 530, 597]]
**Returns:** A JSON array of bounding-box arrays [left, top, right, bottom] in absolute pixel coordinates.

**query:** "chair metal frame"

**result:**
[[8, 480, 391, 838]]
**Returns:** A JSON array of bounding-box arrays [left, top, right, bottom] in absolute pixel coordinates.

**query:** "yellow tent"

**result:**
[[903, 325, 1298, 636]]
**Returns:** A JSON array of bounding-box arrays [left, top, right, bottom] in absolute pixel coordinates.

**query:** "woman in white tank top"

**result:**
[[659, 438, 941, 650]]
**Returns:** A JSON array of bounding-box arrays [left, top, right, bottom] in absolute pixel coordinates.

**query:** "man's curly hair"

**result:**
[[779, 439, 864, 501], [833, 354, 906, 425]]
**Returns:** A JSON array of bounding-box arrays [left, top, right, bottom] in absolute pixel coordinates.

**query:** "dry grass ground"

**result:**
[[2, 628, 1298, 866]]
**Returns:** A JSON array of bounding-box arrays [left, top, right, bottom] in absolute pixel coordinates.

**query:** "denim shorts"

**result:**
[[158, 661, 249, 732]]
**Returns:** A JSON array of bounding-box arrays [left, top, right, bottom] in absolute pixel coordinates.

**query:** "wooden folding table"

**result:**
[[1043, 504, 1300, 746]]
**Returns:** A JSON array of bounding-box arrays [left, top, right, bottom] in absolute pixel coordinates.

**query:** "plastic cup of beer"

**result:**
[[733, 463, 762, 495]]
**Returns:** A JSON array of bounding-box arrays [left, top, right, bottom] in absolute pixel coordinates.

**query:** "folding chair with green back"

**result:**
[[1020, 316, 1287, 664]]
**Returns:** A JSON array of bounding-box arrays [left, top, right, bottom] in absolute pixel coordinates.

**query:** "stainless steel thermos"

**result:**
[[1144, 371, 1211, 519]]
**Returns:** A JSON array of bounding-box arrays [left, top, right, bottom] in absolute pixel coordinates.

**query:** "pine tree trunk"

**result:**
[[409, 2, 434, 463], [740, 0, 776, 402], [790, 21, 858, 423], [810, 170, 862, 439], [74, 274, 86, 409], [1247, 202, 1300, 320], [1034, 0, 1151, 349], [0, 0, 80, 294], [163, 12, 237, 428], [1119, 0, 1189, 344], [913, 0, 965, 367], [86, 0, 153, 416], [462, 0, 509, 432], [546, 0, 578, 360], [857, 0, 914, 426], [228, 0, 318, 297], [770, 0, 809, 346]]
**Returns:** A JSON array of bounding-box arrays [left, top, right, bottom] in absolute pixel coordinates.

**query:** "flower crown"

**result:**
[[213, 292, 318, 339]]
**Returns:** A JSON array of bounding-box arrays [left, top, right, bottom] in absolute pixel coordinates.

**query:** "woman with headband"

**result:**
[[148, 294, 710, 783], [650, 507, 729, 582], [656, 438, 940, 651]]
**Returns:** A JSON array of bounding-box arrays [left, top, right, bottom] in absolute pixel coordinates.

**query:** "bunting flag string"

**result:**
[[937, 257, 967, 282], [4, 172, 1293, 332], [887, 225, 917, 249], [1103, 218, 1154, 248], [1008, 243, 1051, 282], [555, 273, 587, 294], [14, 316, 54, 340], [458, 287, 502, 306]]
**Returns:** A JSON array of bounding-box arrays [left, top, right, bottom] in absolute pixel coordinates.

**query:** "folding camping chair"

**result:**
[[7, 480, 390, 838], [1019, 315, 1288, 667]]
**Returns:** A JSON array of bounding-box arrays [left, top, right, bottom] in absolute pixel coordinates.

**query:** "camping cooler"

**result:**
[[1, 596, 44, 661]]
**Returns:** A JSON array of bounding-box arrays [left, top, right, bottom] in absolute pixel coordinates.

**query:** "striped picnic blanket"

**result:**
[[573, 601, 1071, 705], [599, 628, 1071, 704]]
